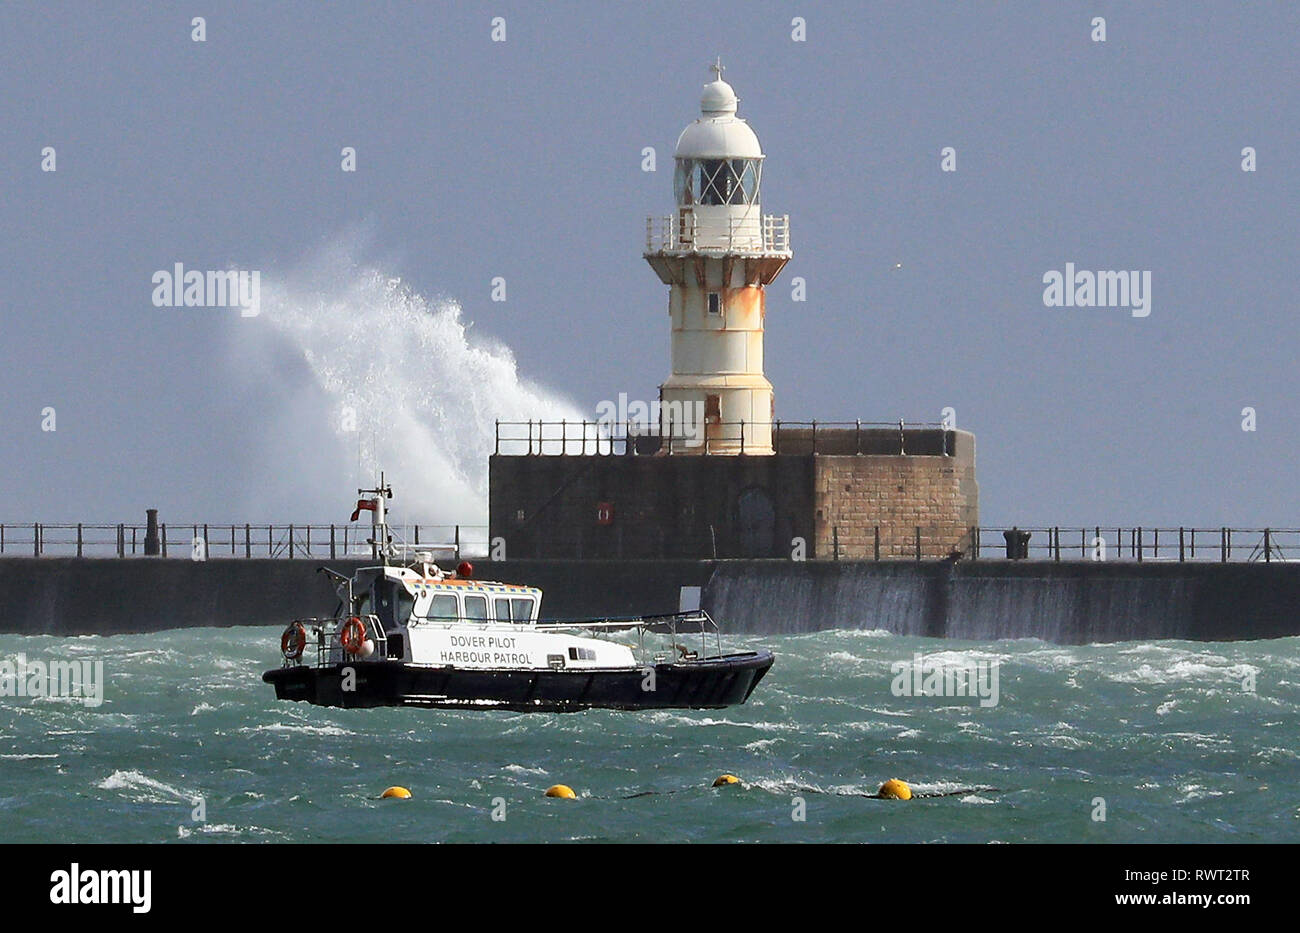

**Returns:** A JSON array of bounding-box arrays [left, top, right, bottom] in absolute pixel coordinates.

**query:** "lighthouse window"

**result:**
[[691, 160, 711, 203], [701, 159, 731, 205], [737, 159, 760, 202], [673, 161, 690, 204], [707, 292, 721, 315], [676, 158, 761, 206]]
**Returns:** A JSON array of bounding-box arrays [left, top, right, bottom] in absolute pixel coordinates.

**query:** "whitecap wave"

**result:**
[[97, 770, 194, 805]]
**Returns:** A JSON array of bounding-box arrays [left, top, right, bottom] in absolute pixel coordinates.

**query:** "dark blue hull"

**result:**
[[263, 651, 774, 712]]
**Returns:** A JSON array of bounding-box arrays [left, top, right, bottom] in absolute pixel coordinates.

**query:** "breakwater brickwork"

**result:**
[[490, 426, 978, 560], [815, 443, 979, 559]]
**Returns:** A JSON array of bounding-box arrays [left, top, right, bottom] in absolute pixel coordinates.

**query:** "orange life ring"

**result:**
[[280, 621, 307, 660], [340, 616, 367, 654]]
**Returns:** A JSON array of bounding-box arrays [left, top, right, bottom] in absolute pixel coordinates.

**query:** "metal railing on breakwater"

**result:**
[[2, 522, 1296, 563], [970, 526, 1300, 563], [0, 522, 489, 560], [828, 525, 1299, 563]]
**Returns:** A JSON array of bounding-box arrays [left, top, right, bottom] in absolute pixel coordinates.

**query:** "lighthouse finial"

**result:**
[[711, 57, 724, 81]]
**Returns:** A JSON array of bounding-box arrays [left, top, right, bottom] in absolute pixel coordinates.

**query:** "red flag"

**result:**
[[350, 499, 377, 522]]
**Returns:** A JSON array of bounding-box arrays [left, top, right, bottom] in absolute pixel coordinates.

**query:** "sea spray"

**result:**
[[233, 239, 584, 524]]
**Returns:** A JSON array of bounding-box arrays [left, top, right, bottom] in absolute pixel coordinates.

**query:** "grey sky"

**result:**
[[2, 2, 1297, 530]]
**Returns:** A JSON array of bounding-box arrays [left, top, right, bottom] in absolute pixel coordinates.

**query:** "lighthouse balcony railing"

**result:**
[[492, 419, 952, 457], [645, 213, 790, 253]]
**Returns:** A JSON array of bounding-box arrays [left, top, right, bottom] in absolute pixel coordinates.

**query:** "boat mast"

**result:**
[[359, 472, 394, 565]]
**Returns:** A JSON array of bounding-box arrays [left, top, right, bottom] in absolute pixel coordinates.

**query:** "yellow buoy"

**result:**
[[380, 786, 412, 799], [878, 779, 912, 800], [545, 784, 577, 799], [712, 774, 740, 787]]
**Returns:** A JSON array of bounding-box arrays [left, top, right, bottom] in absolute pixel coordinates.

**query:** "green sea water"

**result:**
[[1, 627, 1295, 843]]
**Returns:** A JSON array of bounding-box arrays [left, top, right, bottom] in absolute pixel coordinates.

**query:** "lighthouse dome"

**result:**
[[701, 78, 738, 115], [674, 74, 763, 160], [675, 117, 762, 159]]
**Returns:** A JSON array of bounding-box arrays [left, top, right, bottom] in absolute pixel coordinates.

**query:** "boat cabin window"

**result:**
[[494, 596, 537, 624], [462, 594, 489, 622], [372, 580, 403, 629], [374, 584, 391, 620], [396, 587, 415, 626], [427, 594, 457, 623]]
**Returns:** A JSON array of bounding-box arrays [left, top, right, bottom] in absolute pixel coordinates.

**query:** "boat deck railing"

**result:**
[[535, 609, 724, 663], [284, 610, 726, 669], [280, 614, 390, 669]]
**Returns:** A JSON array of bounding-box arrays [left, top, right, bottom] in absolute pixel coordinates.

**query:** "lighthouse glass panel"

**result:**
[[737, 159, 761, 202], [673, 161, 690, 204], [675, 159, 761, 206]]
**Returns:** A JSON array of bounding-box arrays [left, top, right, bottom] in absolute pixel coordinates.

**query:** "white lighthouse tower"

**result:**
[[644, 61, 792, 455]]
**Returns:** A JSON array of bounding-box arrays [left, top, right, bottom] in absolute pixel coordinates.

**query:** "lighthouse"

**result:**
[[491, 62, 977, 562], [644, 62, 791, 455]]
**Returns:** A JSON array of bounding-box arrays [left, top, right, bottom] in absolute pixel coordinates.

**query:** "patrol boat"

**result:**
[[262, 482, 773, 712]]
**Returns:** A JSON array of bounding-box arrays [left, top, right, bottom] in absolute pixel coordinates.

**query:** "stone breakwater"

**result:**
[[2, 558, 1298, 645]]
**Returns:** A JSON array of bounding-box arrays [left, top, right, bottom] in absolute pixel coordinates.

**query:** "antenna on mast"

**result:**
[[358, 472, 395, 564]]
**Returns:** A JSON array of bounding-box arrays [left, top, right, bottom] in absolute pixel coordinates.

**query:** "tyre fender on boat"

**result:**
[[280, 621, 307, 661], [340, 616, 367, 655]]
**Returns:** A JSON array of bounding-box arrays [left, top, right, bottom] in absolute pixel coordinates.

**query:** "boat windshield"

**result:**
[[369, 579, 415, 629], [396, 586, 414, 626]]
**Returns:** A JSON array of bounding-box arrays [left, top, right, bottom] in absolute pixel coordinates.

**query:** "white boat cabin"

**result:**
[[345, 565, 636, 671]]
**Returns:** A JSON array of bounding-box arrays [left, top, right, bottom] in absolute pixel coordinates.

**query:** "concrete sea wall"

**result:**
[[1, 558, 1298, 644], [703, 561, 1300, 643]]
